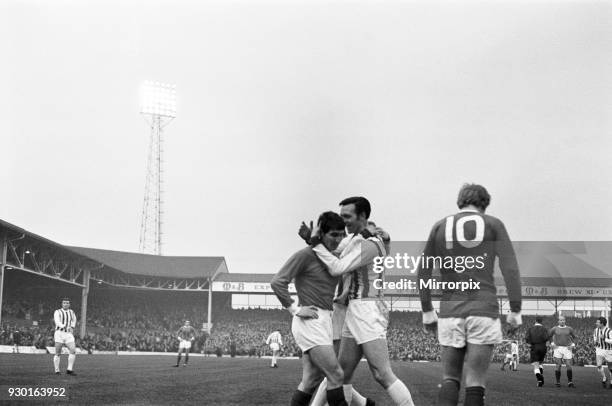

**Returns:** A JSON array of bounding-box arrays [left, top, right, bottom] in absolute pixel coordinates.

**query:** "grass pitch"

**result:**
[[1, 354, 610, 405]]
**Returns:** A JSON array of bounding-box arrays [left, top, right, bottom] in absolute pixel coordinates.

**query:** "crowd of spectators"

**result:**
[[0, 289, 605, 365]]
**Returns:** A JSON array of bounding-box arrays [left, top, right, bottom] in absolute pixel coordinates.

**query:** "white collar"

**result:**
[[459, 208, 480, 213]]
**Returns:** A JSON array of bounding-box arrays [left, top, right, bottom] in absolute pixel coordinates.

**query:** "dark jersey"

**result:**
[[271, 247, 339, 310], [526, 324, 549, 346], [418, 209, 522, 318], [177, 326, 196, 340]]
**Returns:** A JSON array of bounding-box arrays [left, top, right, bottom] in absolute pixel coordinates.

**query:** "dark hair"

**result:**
[[535, 316, 543, 324], [318, 211, 345, 234], [339, 196, 371, 219], [597, 316, 607, 326], [457, 184, 491, 211], [61, 297, 70, 302]]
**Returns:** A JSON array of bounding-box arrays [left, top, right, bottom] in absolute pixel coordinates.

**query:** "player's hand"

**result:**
[[67, 327, 74, 334], [298, 221, 313, 243], [422, 310, 438, 335], [570, 343, 576, 348], [296, 305, 319, 319], [375, 227, 390, 242], [506, 312, 522, 329]]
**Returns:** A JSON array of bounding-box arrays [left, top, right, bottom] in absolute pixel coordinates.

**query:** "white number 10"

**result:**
[[445, 215, 485, 249]]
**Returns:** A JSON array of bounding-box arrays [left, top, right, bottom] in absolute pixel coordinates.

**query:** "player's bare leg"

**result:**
[[65, 341, 77, 375], [311, 338, 373, 406], [438, 345, 465, 406], [462, 343, 494, 406], [360, 338, 414, 406], [53, 342, 63, 374], [293, 348, 348, 406]]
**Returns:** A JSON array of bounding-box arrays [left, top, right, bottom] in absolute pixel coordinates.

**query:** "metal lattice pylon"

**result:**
[[139, 81, 176, 255]]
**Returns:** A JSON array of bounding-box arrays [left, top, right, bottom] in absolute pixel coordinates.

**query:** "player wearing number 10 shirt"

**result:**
[[418, 184, 523, 406]]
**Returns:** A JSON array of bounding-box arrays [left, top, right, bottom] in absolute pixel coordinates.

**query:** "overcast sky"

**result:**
[[2, 0, 611, 275]]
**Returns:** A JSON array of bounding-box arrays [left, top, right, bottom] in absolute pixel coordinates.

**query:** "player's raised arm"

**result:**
[[312, 235, 385, 277]]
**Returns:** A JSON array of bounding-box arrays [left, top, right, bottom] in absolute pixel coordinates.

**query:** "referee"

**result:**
[[525, 316, 548, 387]]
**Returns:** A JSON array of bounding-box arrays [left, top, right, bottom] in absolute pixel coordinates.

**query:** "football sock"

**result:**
[[177, 353, 182, 365], [555, 370, 561, 383], [386, 379, 414, 406], [290, 389, 313, 406], [464, 386, 485, 406], [535, 373, 543, 383], [438, 379, 460, 406], [67, 354, 75, 371], [349, 385, 368, 406], [310, 378, 328, 406], [567, 369, 572, 382], [53, 355, 60, 372], [327, 387, 348, 406], [342, 385, 353, 405], [185, 353, 189, 364], [599, 366, 606, 381]]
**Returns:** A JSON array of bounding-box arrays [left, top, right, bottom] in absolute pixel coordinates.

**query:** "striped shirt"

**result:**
[[594, 327, 612, 350], [54, 308, 77, 332], [313, 235, 387, 300], [266, 331, 282, 345]]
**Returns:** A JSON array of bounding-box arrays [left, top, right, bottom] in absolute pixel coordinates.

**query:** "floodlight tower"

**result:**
[[139, 81, 176, 255]]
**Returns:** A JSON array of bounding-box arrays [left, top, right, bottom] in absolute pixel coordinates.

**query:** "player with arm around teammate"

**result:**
[[271, 211, 352, 406], [549, 316, 576, 387], [418, 184, 523, 406], [310, 197, 415, 406], [174, 320, 196, 367], [53, 298, 78, 375], [525, 316, 548, 386], [593, 316, 612, 388]]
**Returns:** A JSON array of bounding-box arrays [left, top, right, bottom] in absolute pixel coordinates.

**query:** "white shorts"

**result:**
[[269, 343, 280, 352], [596, 348, 612, 364], [54, 330, 75, 345], [505, 353, 515, 360], [342, 300, 388, 345], [292, 309, 333, 352], [332, 303, 347, 341], [553, 346, 573, 360], [438, 316, 502, 348], [179, 339, 192, 350]]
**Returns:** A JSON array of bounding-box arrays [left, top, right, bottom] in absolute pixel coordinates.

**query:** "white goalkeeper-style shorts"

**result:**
[[553, 346, 573, 360], [332, 302, 347, 341], [438, 316, 503, 348], [292, 308, 333, 352], [54, 331, 75, 345], [179, 339, 192, 350], [595, 348, 612, 364], [269, 343, 280, 352], [342, 299, 389, 345], [505, 353, 517, 361]]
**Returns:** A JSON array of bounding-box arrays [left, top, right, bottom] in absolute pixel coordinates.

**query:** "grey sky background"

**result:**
[[2, 0, 611, 275]]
